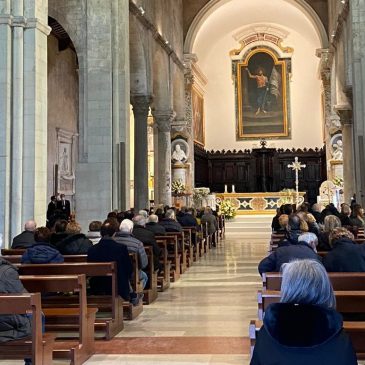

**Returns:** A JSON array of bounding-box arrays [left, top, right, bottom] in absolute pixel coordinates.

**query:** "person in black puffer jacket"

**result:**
[[251, 259, 357, 365], [21, 227, 64, 264], [55, 221, 93, 255]]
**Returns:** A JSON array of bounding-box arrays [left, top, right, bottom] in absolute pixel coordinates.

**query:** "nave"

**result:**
[[87, 234, 267, 365]]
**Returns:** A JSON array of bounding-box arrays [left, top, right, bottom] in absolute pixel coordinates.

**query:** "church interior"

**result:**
[[1, 0, 365, 364]]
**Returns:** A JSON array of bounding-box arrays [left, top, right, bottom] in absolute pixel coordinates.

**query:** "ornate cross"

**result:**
[[288, 157, 306, 206]]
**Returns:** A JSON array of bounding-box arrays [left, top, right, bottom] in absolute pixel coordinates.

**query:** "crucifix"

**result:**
[[288, 157, 306, 206]]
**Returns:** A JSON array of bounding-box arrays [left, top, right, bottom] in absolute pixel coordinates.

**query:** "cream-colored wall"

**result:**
[[192, 0, 324, 151]]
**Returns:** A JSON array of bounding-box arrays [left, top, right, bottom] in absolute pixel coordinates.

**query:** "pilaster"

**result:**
[[152, 109, 175, 206]]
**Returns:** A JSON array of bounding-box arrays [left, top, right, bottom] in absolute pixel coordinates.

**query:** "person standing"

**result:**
[[246, 67, 268, 115], [57, 194, 71, 220]]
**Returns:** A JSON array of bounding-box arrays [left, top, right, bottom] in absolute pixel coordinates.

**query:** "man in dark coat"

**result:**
[[0, 258, 32, 343], [323, 227, 365, 272], [57, 194, 71, 220], [46, 195, 58, 228], [177, 207, 198, 227], [258, 232, 321, 275], [159, 209, 183, 232], [11, 220, 37, 249], [145, 214, 166, 235], [132, 215, 162, 271], [87, 219, 134, 302]]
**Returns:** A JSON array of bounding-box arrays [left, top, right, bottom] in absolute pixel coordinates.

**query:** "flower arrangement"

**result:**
[[219, 199, 236, 220], [171, 179, 186, 196], [192, 187, 210, 207], [333, 176, 344, 188]]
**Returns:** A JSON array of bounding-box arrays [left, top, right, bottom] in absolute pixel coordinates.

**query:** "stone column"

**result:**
[[336, 107, 354, 203], [131, 95, 151, 210], [152, 110, 175, 207], [350, 0, 365, 205], [0, 0, 12, 244], [22, 0, 50, 227]]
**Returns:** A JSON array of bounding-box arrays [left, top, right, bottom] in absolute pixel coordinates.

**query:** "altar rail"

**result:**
[[195, 145, 326, 205]]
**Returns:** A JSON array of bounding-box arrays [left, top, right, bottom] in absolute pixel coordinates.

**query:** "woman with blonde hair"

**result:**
[[251, 259, 357, 365], [317, 215, 341, 251]]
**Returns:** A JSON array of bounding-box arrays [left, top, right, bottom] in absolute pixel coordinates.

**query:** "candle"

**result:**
[[224, 185, 228, 193], [232, 184, 235, 193]]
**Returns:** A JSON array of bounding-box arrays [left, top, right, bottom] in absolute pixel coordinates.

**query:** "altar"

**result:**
[[216, 191, 306, 215]]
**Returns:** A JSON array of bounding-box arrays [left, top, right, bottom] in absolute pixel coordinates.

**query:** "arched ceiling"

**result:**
[[183, 0, 328, 39]]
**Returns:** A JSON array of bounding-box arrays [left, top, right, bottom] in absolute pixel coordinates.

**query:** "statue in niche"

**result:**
[[172, 144, 187, 164], [330, 134, 343, 161]]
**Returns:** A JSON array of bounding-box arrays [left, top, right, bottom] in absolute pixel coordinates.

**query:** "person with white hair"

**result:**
[[146, 214, 166, 235], [258, 231, 321, 275], [114, 219, 148, 289], [159, 209, 183, 233], [251, 259, 357, 365], [11, 220, 37, 248], [132, 215, 162, 271], [138, 210, 148, 219]]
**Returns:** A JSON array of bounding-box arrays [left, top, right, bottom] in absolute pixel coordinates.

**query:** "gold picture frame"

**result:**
[[192, 86, 205, 147], [236, 47, 290, 140]]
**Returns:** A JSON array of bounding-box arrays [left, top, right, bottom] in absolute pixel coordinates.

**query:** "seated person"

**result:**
[[339, 204, 354, 227], [21, 227, 64, 264], [132, 215, 162, 271], [201, 207, 218, 246], [279, 215, 304, 246], [55, 221, 93, 255], [11, 220, 37, 249], [159, 209, 183, 232], [310, 203, 322, 223], [87, 219, 138, 304], [86, 220, 102, 245], [258, 232, 320, 275], [323, 227, 365, 272], [251, 259, 357, 365], [49, 219, 69, 246], [317, 215, 341, 251], [271, 208, 282, 232], [350, 204, 365, 228], [115, 219, 148, 289], [145, 214, 166, 235], [177, 207, 198, 227]]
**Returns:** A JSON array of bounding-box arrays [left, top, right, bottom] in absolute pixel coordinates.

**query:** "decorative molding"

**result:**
[[129, 0, 184, 71], [330, 0, 350, 47], [0, 14, 51, 35], [230, 31, 294, 58]]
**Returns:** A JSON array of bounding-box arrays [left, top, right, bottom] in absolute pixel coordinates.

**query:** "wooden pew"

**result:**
[[257, 290, 365, 321], [18, 262, 126, 338], [143, 246, 158, 304], [156, 238, 171, 291], [0, 293, 54, 365], [165, 232, 187, 274], [263, 272, 365, 291], [1, 254, 88, 264], [182, 227, 194, 267], [156, 235, 180, 282], [249, 319, 365, 360], [20, 274, 96, 365]]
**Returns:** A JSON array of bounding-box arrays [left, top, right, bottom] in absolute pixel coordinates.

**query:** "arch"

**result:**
[[184, 0, 329, 53]]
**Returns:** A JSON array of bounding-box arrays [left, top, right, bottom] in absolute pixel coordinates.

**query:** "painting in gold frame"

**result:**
[[235, 47, 291, 140], [192, 86, 205, 146]]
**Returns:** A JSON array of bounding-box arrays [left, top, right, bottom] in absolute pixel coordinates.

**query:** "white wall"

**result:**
[[192, 0, 324, 151]]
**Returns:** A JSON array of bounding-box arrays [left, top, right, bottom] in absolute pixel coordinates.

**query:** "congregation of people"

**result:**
[[251, 201, 365, 364]]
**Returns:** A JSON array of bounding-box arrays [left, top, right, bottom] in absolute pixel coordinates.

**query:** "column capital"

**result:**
[[334, 104, 353, 126], [152, 109, 176, 132], [130, 94, 152, 112], [316, 48, 334, 83]]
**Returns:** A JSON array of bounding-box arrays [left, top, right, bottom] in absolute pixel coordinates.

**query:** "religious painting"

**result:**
[[235, 47, 291, 140], [192, 86, 205, 146]]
